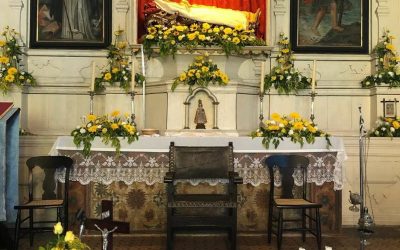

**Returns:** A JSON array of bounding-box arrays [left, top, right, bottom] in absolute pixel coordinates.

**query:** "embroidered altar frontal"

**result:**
[[54, 136, 346, 233]]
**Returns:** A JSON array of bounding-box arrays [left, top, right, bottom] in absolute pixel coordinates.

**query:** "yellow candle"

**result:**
[[131, 57, 135, 92], [90, 61, 96, 92], [260, 61, 265, 95], [311, 60, 316, 92]]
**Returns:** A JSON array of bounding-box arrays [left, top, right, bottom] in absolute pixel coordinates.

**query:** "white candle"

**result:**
[[90, 61, 96, 92], [311, 60, 316, 93], [325, 247, 332, 250], [260, 61, 265, 95], [131, 57, 135, 92]]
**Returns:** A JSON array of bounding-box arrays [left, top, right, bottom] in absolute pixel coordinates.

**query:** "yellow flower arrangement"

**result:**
[[263, 33, 311, 94], [0, 26, 36, 94], [39, 222, 89, 250], [172, 53, 229, 93], [370, 116, 400, 137], [361, 30, 400, 88], [71, 110, 139, 156], [143, 22, 265, 57], [251, 112, 331, 148], [95, 29, 144, 93]]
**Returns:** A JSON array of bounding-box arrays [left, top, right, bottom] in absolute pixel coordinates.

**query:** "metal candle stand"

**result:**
[[310, 91, 316, 122], [259, 94, 264, 127], [89, 91, 95, 115], [130, 91, 136, 125]]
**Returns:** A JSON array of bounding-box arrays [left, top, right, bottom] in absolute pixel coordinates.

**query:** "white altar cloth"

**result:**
[[51, 136, 346, 190]]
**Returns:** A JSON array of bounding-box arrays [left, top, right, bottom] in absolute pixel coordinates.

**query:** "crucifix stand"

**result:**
[[85, 200, 130, 250]]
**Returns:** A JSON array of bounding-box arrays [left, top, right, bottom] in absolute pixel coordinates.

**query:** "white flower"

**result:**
[[270, 120, 276, 125], [287, 76, 291, 80], [365, 81, 370, 86], [390, 127, 395, 132], [314, 126, 318, 131], [86, 123, 92, 128], [375, 130, 379, 135], [80, 128, 86, 134], [97, 125, 102, 129], [123, 76, 128, 81], [381, 127, 386, 131], [122, 70, 126, 74], [76, 125, 81, 129], [21, 72, 25, 75], [288, 130, 294, 135], [388, 71, 394, 77], [279, 123, 284, 128], [122, 121, 127, 125]]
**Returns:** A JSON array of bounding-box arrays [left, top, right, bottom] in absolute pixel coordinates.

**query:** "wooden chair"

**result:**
[[164, 142, 242, 250], [14, 156, 73, 250], [265, 154, 322, 250]]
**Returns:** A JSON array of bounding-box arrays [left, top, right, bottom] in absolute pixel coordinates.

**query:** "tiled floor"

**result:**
[[14, 227, 400, 250]]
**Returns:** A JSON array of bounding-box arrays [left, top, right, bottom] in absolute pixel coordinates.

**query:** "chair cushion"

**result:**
[[275, 198, 322, 208], [15, 199, 64, 208]]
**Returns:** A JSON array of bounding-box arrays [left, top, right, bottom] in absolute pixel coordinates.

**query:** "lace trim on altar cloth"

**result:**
[[56, 151, 344, 190]]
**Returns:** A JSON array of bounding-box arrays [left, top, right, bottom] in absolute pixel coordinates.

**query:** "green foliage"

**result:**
[[251, 112, 331, 149], [71, 111, 139, 157], [0, 26, 36, 94], [142, 22, 265, 58], [263, 33, 311, 94], [172, 53, 229, 93]]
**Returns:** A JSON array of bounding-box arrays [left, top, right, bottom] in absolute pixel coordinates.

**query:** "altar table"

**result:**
[[51, 136, 346, 232]]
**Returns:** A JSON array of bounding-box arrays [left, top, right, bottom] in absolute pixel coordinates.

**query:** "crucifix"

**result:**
[[85, 200, 130, 250]]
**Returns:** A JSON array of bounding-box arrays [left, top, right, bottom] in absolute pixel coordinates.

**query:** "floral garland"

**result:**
[[361, 30, 400, 88], [369, 117, 400, 137], [95, 30, 144, 93], [143, 22, 265, 57], [39, 222, 89, 250], [71, 110, 139, 156], [263, 33, 311, 94], [251, 112, 331, 149], [0, 26, 36, 94], [172, 53, 229, 93]]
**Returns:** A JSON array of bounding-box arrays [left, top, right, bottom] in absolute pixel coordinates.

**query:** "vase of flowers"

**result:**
[[172, 53, 229, 93], [369, 116, 400, 137], [251, 112, 331, 149], [263, 33, 311, 94], [143, 22, 265, 58], [39, 222, 89, 250], [0, 26, 36, 95], [94, 29, 144, 93], [71, 111, 139, 156], [361, 30, 400, 88]]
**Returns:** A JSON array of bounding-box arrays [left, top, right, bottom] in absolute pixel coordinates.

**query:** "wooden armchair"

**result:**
[[164, 142, 242, 250]]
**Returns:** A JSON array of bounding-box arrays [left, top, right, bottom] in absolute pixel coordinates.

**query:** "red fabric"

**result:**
[[303, 0, 313, 4], [137, 0, 266, 40]]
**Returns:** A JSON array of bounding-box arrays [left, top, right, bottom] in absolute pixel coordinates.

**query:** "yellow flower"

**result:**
[[147, 27, 157, 34], [111, 110, 120, 117], [5, 74, 14, 82], [232, 37, 240, 44], [87, 114, 97, 121], [64, 231, 75, 243], [7, 67, 17, 75], [111, 123, 119, 130], [213, 27, 220, 33], [0, 57, 9, 64], [195, 72, 201, 78], [278, 58, 285, 63], [221, 73, 229, 84], [176, 25, 185, 32], [53, 222, 63, 235], [188, 69, 196, 77], [271, 113, 281, 121], [198, 34, 206, 41], [271, 76, 277, 81], [307, 125, 317, 133], [289, 112, 300, 119], [0, 40, 6, 47], [393, 121, 400, 129], [117, 41, 127, 49], [386, 43, 396, 52], [145, 34, 154, 39], [202, 23, 211, 30], [188, 33, 196, 41], [104, 72, 112, 81], [223, 27, 233, 35], [268, 125, 280, 131], [201, 66, 209, 72], [293, 121, 304, 130], [179, 72, 187, 81], [178, 35, 184, 41], [190, 23, 198, 31], [88, 125, 97, 133], [102, 128, 108, 133], [240, 35, 248, 41], [112, 67, 119, 73], [281, 48, 289, 53], [171, 40, 176, 45]]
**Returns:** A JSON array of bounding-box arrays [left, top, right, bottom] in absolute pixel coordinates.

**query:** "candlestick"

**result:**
[[310, 91, 316, 122], [311, 60, 316, 93], [130, 91, 136, 125], [260, 61, 265, 96], [89, 91, 95, 115], [91, 62, 96, 92], [259, 95, 264, 127], [131, 58, 135, 92]]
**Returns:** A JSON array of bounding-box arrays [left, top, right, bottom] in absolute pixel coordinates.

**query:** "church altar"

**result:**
[[49, 135, 345, 232], [51, 136, 346, 190]]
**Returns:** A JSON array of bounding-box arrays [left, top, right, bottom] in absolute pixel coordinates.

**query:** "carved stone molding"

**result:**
[[376, 0, 390, 16], [8, 0, 23, 8], [116, 0, 129, 13]]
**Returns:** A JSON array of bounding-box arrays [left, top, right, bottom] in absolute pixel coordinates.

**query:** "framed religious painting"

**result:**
[[290, 0, 369, 53], [382, 98, 398, 119], [30, 0, 112, 49]]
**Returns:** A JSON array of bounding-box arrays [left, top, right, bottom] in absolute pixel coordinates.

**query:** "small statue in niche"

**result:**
[[194, 99, 207, 129]]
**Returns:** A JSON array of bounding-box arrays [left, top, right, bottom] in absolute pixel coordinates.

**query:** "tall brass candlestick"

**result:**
[[89, 91, 95, 115], [130, 91, 136, 125]]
